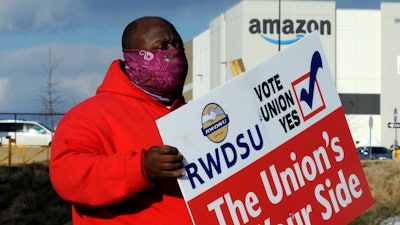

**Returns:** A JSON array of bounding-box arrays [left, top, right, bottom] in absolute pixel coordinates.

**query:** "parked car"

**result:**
[[356, 146, 393, 160], [0, 120, 53, 146]]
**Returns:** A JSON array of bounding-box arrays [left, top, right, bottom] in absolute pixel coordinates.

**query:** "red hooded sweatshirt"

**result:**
[[50, 60, 193, 225]]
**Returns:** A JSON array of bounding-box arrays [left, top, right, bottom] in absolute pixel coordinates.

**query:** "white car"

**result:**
[[0, 120, 53, 146]]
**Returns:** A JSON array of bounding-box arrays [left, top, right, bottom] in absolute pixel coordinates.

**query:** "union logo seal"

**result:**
[[201, 103, 229, 143]]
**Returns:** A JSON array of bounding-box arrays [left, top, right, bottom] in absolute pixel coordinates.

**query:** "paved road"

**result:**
[[380, 216, 400, 225], [379, 216, 400, 225]]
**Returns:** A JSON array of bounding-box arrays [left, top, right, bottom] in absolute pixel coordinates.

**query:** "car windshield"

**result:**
[[358, 146, 391, 154], [38, 122, 53, 132]]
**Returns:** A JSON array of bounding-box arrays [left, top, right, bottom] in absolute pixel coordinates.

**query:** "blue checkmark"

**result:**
[[300, 51, 323, 108]]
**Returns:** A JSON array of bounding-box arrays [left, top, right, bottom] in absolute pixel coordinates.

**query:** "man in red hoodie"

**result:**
[[50, 16, 193, 225]]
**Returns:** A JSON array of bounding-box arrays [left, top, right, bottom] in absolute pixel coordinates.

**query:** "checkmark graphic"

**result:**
[[300, 51, 323, 108]]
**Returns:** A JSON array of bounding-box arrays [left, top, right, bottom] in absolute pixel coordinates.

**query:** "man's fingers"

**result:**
[[152, 145, 178, 154], [144, 145, 186, 179], [159, 154, 183, 164], [160, 161, 184, 171], [159, 170, 186, 178]]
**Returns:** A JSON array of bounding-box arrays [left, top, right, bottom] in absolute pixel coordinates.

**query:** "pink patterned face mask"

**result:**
[[123, 48, 188, 105]]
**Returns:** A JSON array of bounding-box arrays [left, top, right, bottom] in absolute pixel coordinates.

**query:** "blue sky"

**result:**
[[0, 0, 398, 114]]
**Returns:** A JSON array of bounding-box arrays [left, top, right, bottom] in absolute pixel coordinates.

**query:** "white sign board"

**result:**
[[157, 32, 373, 225]]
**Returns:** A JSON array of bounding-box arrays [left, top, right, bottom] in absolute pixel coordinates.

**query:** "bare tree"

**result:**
[[39, 49, 64, 130]]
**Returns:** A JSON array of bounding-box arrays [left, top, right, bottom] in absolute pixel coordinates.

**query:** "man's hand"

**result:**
[[143, 145, 185, 180]]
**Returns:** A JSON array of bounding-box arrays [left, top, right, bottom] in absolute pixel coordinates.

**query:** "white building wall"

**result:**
[[224, 1, 246, 79], [336, 10, 381, 145], [381, 3, 400, 147], [224, 0, 280, 72], [210, 15, 227, 89], [188, 0, 400, 147], [192, 30, 211, 100]]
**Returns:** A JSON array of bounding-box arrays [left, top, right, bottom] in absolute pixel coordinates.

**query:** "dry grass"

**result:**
[[0, 162, 71, 225], [349, 160, 400, 225]]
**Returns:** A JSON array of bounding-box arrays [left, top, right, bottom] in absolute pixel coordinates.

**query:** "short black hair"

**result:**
[[121, 16, 176, 49], [121, 19, 139, 49]]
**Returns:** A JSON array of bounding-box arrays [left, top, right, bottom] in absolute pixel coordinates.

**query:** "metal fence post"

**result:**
[[6, 136, 15, 166]]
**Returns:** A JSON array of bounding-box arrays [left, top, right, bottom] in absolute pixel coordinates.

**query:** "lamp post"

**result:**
[[369, 116, 373, 160]]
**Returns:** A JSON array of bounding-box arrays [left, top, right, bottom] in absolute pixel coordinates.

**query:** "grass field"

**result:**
[[350, 159, 400, 225], [0, 162, 71, 225]]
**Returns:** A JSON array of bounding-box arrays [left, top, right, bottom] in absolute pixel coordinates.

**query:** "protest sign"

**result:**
[[157, 31, 373, 225]]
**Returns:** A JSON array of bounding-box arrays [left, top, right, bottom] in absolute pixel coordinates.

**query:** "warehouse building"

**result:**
[[182, 0, 400, 148]]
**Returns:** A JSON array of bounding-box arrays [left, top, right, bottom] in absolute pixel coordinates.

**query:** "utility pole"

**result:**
[[278, 0, 281, 51]]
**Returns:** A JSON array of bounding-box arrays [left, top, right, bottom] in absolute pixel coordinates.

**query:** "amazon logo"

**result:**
[[249, 18, 332, 45]]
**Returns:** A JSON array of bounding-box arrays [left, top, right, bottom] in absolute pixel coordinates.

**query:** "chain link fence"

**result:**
[[0, 113, 65, 165], [0, 113, 64, 131]]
